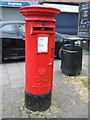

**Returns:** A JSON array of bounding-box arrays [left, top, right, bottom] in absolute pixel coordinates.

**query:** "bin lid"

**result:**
[[64, 36, 84, 41]]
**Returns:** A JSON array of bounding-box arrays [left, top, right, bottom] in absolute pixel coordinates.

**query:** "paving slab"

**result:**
[[1, 52, 88, 118]]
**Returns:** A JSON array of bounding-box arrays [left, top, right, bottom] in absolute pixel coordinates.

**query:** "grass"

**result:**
[[81, 78, 90, 88], [83, 49, 88, 52]]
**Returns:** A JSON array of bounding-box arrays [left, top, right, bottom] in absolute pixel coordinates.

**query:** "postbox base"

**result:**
[[25, 91, 51, 111]]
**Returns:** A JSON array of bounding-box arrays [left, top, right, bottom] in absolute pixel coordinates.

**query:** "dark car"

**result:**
[[0, 21, 25, 61], [55, 32, 70, 58], [0, 21, 70, 61]]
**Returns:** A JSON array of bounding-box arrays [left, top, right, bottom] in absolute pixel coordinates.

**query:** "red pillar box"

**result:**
[[20, 5, 60, 111]]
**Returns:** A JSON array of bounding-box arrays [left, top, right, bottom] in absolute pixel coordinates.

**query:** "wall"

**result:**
[[1, 0, 88, 3]]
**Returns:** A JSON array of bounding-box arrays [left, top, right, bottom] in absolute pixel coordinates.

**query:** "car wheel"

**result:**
[[2, 57, 4, 63], [57, 47, 62, 59]]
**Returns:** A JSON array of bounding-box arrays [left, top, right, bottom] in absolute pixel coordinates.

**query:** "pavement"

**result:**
[[0, 52, 89, 118]]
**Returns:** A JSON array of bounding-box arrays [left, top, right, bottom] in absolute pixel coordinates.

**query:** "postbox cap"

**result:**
[[20, 5, 60, 20]]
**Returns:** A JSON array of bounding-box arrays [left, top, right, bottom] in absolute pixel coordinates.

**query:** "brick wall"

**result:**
[[1, 0, 89, 3], [41, 0, 88, 3]]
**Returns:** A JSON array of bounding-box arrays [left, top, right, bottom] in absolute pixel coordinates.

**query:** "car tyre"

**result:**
[[2, 57, 4, 63], [57, 47, 62, 59]]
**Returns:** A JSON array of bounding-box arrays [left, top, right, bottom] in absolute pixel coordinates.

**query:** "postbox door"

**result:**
[[48, 35, 55, 91], [36, 34, 54, 94], [26, 33, 55, 95]]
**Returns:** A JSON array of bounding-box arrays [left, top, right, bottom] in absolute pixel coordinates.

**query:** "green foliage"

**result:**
[[81, 78, 90, 88]]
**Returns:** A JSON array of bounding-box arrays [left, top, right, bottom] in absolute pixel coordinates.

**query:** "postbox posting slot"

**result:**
[[31, 26, 54, 34], [33, 27, 53, 31]]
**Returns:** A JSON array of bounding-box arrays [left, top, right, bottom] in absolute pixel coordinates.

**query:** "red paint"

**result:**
[[20, 5, 60, 95]]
